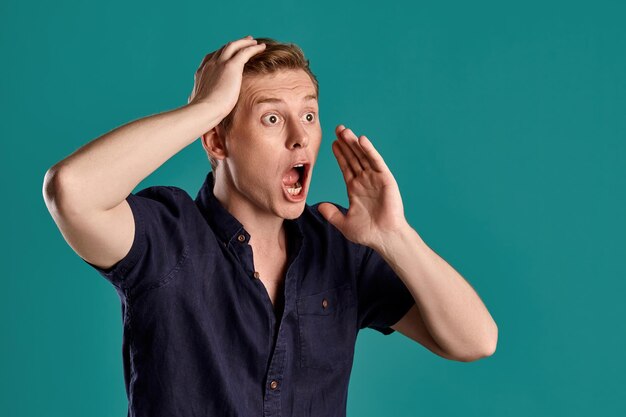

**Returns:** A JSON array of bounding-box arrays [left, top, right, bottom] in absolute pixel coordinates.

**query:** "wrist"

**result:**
[[183, 101, 228, 134], [375, 222, 426, 262]]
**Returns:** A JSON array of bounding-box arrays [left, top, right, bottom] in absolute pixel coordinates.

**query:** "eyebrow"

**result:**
[[253, 93, 318, 107]]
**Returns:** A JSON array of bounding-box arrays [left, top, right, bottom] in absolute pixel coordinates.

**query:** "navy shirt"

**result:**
[[82, 170, 415, 417]]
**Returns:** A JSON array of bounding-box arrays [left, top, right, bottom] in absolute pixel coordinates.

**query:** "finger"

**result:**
[[358, 134, 389, 172], [335, 125, 363, 167], [317, 202, 346, 231], [335, 138, 367, 181], [340, 127, 371, 171], [331, 140, 355, 183], [219, 36, 260, 61], [230, 42, 267, 64], [195, 35, 252, 72], [336, 128, 366, 173]]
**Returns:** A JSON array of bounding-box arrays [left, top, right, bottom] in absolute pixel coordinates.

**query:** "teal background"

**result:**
[[2, 0, 625, 416]]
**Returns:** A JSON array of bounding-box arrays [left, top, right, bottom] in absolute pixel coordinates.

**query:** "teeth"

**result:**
[[287, 186, 302, 195], [286, 181, 303, 196], [293, 163, 304, 168]]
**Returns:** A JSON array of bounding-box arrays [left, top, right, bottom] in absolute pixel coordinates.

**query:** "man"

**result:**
[[43, 35, 497, 417]]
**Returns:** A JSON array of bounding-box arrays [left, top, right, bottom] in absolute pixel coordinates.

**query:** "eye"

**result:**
[[303, 112, 316, 123], [261, 113, 281, 126]]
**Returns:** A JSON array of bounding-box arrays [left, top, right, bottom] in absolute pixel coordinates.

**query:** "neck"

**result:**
[[212, 171, 287, 252]]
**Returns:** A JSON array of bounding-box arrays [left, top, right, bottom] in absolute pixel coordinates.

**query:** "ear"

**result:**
[[201, 124, 228, 162]]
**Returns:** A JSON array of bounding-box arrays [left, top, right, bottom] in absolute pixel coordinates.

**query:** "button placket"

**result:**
[[228, 230, 255, 277]]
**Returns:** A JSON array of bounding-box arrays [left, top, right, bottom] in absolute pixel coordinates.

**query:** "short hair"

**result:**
[[202, 37, 319, 172]]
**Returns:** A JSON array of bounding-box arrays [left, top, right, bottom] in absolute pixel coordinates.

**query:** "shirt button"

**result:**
[[253, 271, 260, 279], [237, 234, 246, 242], [270, 380, 279, 390], [322, 298, 329, 309]]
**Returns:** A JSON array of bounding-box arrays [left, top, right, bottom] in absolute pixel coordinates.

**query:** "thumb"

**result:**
[[318, 202, 346, 231]]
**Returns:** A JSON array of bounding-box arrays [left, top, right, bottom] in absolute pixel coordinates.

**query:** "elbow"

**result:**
[[43, 164, 81, 216], [478, 337, 498, 360], [452, 323, 499, 362], [473, 322, 499, 361], [453, 344, 497, 362], [484, 321, 499, 357], [43, 165, 65, 207], [43, 164, 72, 200]]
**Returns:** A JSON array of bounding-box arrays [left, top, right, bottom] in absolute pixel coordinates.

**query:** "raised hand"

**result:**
[[318, 125, 409, 251], [187, 35, 266, 118]]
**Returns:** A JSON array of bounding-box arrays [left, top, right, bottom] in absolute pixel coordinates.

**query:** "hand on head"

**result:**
[[188, 35, 267, 119]]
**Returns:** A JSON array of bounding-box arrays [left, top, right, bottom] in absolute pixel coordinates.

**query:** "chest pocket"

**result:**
[[296, 283, 357, 370]]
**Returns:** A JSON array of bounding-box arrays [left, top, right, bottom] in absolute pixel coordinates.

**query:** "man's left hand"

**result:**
[[318, 125, 410, 251]]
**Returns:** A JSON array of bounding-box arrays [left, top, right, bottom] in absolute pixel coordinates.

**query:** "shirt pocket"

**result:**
[[296, 283, 357, 370]]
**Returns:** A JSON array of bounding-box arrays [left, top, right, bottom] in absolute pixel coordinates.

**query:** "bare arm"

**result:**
[[43, 35, 267, 269], [45, 103, 224, 213], [319, 125, 497, 361]]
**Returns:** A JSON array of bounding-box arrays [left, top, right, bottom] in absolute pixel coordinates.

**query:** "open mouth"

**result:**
[[282, 162, 309, 199], [286, 164, 305, 195]]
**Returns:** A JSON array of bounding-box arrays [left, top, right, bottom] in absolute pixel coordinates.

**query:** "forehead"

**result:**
[[241, 69, 317, 108]]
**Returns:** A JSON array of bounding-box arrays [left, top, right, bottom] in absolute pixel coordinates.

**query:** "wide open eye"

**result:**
[[303, 112, 316, 123], [261, 113, 281, 126]]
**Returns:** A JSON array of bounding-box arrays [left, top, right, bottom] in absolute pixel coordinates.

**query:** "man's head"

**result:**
[[201, 37, 322, 220], [203, 38, 319, 172]]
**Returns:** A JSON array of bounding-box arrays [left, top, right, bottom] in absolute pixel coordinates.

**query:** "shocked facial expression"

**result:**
[[217, 69, 322, 220]]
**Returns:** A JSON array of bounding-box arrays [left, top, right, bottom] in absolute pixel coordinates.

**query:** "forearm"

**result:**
[[375, 223, 498, 359], [46, 102, 223, 212]]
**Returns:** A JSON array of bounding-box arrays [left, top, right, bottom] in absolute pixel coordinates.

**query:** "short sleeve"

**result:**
[[81, 185, 192, 294], [356, 244, 416, 335]]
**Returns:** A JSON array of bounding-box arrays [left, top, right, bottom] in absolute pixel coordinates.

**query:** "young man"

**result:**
[[43, 36, 497, 417]]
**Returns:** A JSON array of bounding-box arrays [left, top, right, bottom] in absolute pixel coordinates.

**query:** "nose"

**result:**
[[285, 116, 309, 149]]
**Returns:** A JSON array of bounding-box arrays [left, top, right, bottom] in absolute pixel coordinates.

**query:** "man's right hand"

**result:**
[[187, 35, 266, 118], [44, 37, 267, 269]]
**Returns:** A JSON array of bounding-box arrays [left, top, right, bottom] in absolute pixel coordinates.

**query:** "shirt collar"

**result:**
[[194, 170, 304, 245]]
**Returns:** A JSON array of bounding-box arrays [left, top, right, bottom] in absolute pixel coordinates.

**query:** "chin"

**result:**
[[279, 202, 307, 220]]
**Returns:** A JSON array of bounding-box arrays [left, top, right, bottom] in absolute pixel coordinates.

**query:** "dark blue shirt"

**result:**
[[82, 170, 415, 417]]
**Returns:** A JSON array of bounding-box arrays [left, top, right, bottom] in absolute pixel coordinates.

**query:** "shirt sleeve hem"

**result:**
[[81, 193, 147, 289]]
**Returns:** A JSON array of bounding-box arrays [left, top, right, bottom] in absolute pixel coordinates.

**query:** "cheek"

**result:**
[[232, 141, 275, 175], [311, 128, 323, 151]]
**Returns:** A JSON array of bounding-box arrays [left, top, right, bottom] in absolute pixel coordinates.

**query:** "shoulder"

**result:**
[[304, 201, 372, 267], [299, 201, 349, 237], [130, 185, 196, 211], [133, 185, 192, 201], [304, 201, 349, 224], [300, 201, 364, 256], [126, 185, 203, 232]]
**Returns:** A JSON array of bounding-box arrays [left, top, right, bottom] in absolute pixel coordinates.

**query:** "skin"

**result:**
[[200, 37, 498, 360], [319, 125, 499, 361], [45, 33, 497, 365], [201, 69, 321, 249]]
